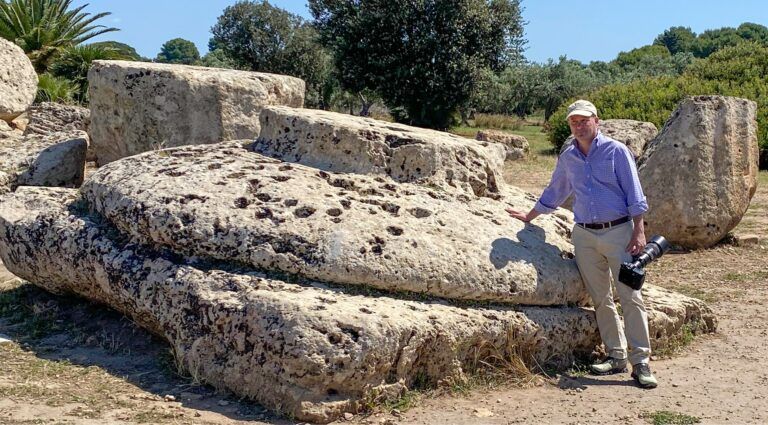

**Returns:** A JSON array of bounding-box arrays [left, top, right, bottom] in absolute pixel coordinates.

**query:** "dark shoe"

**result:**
[[590, 357, 627, 375], [631, 363, 658, 389]]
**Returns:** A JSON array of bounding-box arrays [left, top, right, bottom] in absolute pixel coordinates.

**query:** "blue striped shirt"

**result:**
[[534, 132, 648, 223]]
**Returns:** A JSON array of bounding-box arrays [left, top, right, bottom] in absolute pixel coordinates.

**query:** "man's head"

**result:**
[[566, 99, 599, 143]]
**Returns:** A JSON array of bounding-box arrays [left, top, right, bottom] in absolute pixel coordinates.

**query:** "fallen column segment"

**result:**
[[0, 187, 716, 423]]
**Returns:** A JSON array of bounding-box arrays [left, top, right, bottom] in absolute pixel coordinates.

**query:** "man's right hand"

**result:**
[[506, 208, 531, 222]]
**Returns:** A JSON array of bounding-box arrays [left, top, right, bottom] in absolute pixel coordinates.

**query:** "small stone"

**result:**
[[163, 394, 176, 402], [472, 408, 494, 418], [343, 412, 354, 420], [217, 400, 229, 406]]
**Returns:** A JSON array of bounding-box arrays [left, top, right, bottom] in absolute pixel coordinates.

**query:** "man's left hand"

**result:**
[[626, 231, 647, 256]]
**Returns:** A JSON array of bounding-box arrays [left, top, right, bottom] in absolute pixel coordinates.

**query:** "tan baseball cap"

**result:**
[[566, 99, 598, 119]]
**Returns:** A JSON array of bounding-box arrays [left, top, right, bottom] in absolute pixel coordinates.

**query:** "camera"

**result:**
[[618, 235, 671, 290]]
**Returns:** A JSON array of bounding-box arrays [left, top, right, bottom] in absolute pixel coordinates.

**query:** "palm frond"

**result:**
[[0, 0, 118, 72]]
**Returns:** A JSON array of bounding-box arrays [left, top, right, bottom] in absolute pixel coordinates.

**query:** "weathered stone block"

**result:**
[[639, 96, 758, 248], [0, 38, 37, 121], [254, 106, 506, 198], [88, 61, 305, 165], [83, 142, 584, 306], [0, 130, 87, 194]]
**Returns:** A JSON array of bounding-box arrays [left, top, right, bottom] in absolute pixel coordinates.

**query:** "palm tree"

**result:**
[[0, 0, 118, 72], [49, 43, 130, 102]]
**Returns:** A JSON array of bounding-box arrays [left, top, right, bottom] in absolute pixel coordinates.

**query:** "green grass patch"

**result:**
[[383, 390, 420, 412], [473, 113, 524, 130], [642, 410, 701, 425], [563, 362, 590, 378], [723, 270, 768, 282], [654, 324, 696, 358]]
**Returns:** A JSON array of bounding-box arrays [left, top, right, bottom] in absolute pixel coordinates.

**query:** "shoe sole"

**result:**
[[590, 367, 627, 376], [631, 373, 658, 389]]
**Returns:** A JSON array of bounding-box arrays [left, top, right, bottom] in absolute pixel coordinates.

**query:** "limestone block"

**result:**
[[254, 106, 506, 198], [83, 142, 585, 306], [88, 61, 305, 165], [0, 38, 37, 121], [639, 96, 759, 249], [0, 186, 716, 423], [475, 129, 529, 161], [0, 130, 88, 193]]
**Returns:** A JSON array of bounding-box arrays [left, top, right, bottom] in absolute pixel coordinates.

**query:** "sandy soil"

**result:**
[[0, 162, 766, 425]]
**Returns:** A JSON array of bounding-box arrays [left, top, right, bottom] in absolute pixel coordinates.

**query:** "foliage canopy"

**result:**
[[547, 42, 768, 168], [0, 0, 118, 72], [156, 38, 200, 65], [309, 0, 526, 129], [209, 0, 333, 109]]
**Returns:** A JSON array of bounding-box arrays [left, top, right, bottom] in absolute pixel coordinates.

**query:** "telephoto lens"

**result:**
[[618, 235, 671, 290]]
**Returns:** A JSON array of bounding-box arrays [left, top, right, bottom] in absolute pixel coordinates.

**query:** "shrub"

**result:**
[[547, 42, 768, 168], [49, 43, 130, 103], [35, 73, 76, 104], [473, 113, 522, 130]]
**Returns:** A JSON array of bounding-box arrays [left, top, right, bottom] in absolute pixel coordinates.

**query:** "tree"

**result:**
[[309, 0, 526, 129], [90, 41, 143, 61], [209, 1, 335, 109], [0, 0, 118, 72], [199, 48, 242, 69], [614, 45, 671, 69], [736, 22, 768, 44], [156, 38, 200, 65], [535, 56, 602, 121], [653, 26, 697, 55]]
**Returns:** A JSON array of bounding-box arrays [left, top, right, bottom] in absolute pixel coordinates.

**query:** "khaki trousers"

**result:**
[[572, 221, 651, 365]]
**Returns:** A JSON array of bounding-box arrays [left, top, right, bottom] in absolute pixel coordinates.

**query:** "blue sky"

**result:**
[[79, 0, 768, 63]]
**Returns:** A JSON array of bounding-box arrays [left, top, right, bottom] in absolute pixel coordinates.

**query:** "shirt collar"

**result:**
[[570, 131, 604, 157]]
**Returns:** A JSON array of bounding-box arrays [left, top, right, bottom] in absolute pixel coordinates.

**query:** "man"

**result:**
[[506, 99, 657, 389]]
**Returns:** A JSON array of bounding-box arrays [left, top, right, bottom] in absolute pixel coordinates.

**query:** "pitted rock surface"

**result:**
[[475, 130, 529, 161], [24, 102, 90, 136], [0, 130, 88, 194], [638, 96, 758, 248], [83, 142, 584, 305], [88, 61, 305, 165], [254, 106, 506, 198], [0, 186, 716, 423], [0, 38, 37, 121], [0, 187, 598, 421]]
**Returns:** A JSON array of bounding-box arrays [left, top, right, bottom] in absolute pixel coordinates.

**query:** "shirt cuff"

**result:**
[[534, 200, 557, 214], [628, 200, 649, 217]]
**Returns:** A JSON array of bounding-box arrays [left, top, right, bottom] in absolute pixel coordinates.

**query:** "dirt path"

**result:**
[[0, 166, 766, 425]]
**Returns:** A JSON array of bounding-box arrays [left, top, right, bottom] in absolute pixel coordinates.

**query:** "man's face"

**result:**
[[567, 115, 599, 140]]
